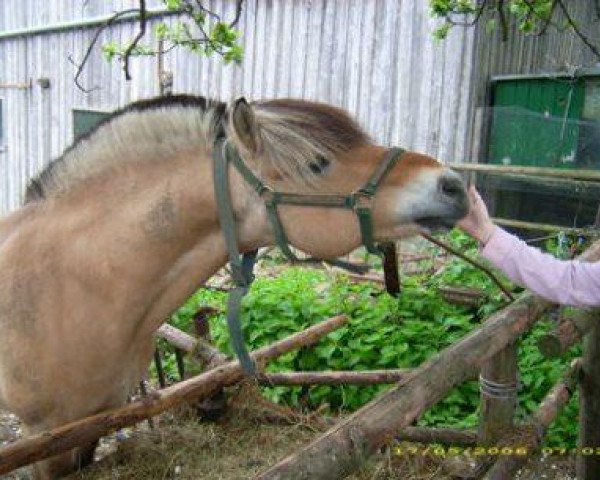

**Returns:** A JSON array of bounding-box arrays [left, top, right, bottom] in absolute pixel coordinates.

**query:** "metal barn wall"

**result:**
[[0, 0, 475, 214], [1, 1, 597, 215]]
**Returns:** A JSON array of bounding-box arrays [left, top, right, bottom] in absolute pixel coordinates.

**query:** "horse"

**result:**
[[0, 94, 468, 478]]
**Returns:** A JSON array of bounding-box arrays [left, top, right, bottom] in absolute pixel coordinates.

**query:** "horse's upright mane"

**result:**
[[25, 95, 227, 203], [25, 95, 370, 203]]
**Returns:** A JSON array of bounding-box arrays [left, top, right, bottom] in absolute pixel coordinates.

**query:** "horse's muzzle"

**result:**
[[415, 172, 469, 232]]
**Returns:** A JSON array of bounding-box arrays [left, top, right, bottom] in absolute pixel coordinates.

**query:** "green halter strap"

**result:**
[[213, 141, 258, 374], [229, 147, 405, 257], [213, 141, 405, 375]]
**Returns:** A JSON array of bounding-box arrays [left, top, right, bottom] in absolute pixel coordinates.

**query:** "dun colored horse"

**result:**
[[0, 95, 468, 478]]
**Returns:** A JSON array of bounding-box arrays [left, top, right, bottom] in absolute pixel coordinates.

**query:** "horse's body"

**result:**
[[0, 95, 468, 478]]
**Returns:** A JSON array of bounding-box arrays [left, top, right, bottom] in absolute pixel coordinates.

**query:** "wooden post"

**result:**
[[577, 318, 600, 479], [438, 286, 485, 307], [256, 370, 410, 385], [484, 359, 581, 480], [381, 242, 401, 297], [153, 349, 166, 388], [138, 380, 155, 430], [157, 326, 414, 386], [447, 163, 600, 182], [478, 342, 518, 445], [174, 349, 185, 380], [194, 307, 226, 420], [493, 217, 599, 236], [396, 427, 477, 447]]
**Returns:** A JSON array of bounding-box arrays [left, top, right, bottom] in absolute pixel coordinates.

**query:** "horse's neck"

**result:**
[[55, 151, 266, 335], [131, 154, 272, 334]]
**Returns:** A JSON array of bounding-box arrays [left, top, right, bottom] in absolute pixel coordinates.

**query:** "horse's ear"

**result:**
[[229, 97, 259, 154]]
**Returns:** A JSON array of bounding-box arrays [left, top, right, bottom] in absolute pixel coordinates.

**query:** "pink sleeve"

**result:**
[[481, 227, 600, 308]]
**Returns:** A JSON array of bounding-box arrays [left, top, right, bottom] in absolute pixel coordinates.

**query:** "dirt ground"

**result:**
[[0, 384, 577, 480]]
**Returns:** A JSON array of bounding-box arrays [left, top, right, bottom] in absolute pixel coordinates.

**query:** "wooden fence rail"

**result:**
[[447, 163, 600, 182], [3, 237, 600, 478], [256, 240, 600, 480], [0, 316, 348, 475]]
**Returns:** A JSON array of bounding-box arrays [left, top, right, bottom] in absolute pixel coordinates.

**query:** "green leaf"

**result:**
[[164, 0, 181, 11]]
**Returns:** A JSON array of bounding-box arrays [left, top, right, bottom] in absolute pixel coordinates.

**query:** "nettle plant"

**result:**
[[163, 231, 583, 447]]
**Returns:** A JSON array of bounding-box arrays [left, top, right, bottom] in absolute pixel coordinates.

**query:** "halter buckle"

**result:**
[[258, 186, 275, 204], [352, 190, 374, 212]]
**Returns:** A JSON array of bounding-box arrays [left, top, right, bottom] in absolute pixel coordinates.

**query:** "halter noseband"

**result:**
[[212, 142, 405, 373]]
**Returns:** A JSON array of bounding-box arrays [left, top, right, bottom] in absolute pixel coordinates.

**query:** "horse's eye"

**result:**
[[309, 156, 331, 175]]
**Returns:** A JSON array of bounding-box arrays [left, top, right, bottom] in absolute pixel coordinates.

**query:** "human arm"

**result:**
[[458, 186, 600, 308]]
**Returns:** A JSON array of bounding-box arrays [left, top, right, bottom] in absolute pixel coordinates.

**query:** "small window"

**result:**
[[73, 108, 111, 140]]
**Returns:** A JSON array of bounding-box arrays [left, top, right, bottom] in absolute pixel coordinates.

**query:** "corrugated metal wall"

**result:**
[[0, 0, 598, 214], [0, 0, 475, 214]]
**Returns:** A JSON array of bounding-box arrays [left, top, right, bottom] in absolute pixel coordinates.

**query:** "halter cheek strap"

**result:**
[[213, 141, 258, 373], [212, 142, 405, 374], [228, 146, 405, 257]]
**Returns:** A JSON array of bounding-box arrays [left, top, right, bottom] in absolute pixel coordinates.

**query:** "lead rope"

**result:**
[[213, 140, 258, 375]]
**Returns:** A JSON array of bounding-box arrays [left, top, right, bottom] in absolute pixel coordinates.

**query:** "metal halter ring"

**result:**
[[258, 185, 275, 203], [351, 190, 374, 211]]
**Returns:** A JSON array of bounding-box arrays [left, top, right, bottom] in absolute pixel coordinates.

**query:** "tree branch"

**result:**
[[445, 3, 487, 28], [537, 0, 559, 36], [69, 8, 141, 92], [229, 0, 244, 28], [71, 0, 245, 91], [122, 0, 147, 81], [420, 232, 515, 302], [195, 0, 222, 23], [556, 0, 600, 60], [496, 0, 508, 41]]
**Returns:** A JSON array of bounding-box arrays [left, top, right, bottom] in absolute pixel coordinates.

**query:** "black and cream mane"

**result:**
[[26, 95, 369, 203]]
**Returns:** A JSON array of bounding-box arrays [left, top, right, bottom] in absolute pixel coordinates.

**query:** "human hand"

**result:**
[[457, 185, 496, 244]]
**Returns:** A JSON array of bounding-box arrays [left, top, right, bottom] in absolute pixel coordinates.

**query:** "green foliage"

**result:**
[[103, 1, 244, 69], [172, 267, 487, 413], [160, 229, 584, 447], [543, 232, 590, 259], [429, 0, 571, 40], [431, 0, 478, 16], [102, 41, 155, 62], [433, 23, 452, 41], [516, 319, 581, 446]]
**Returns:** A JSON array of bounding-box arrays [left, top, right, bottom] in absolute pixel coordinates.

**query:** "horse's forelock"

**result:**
[[250, 99, 371, 183]]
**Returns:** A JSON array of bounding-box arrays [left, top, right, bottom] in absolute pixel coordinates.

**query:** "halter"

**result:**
[[213, 141, 405, 374]]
